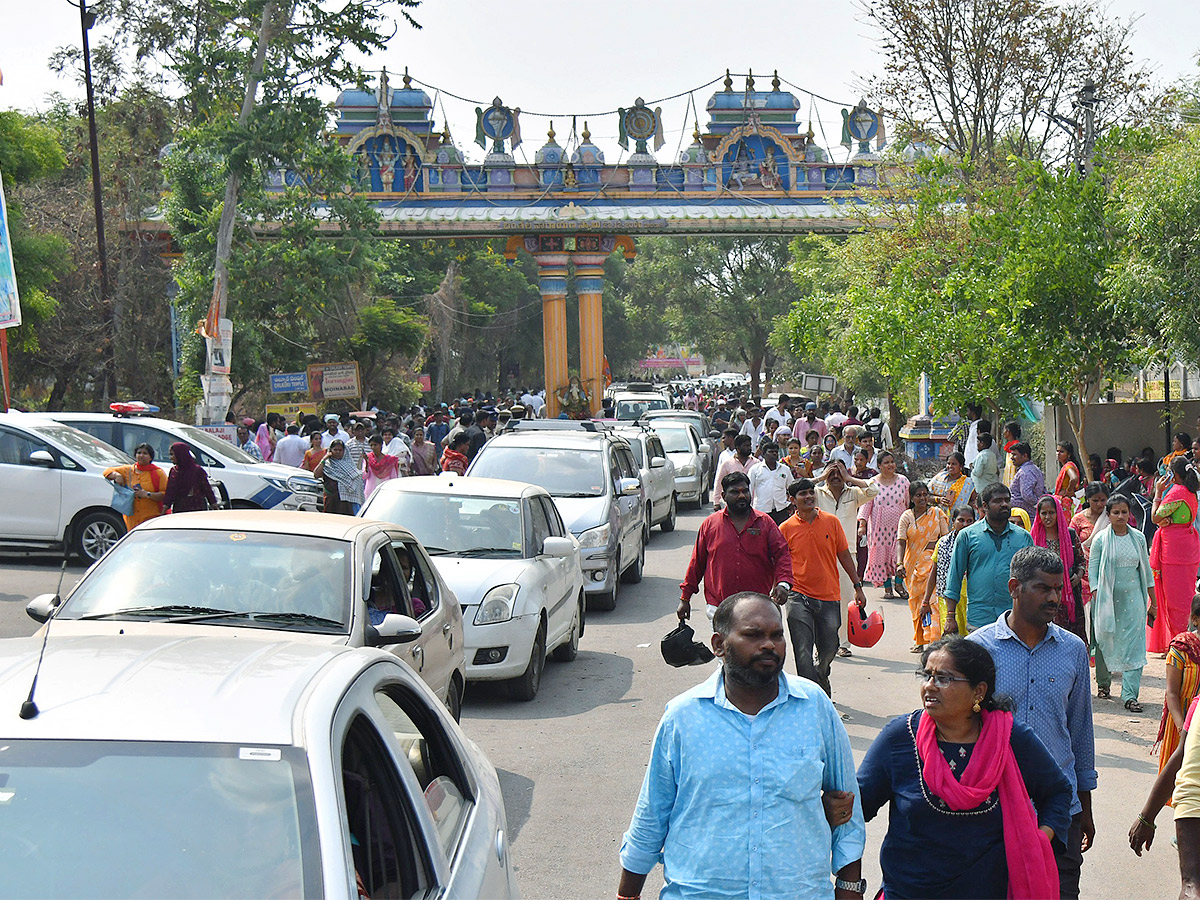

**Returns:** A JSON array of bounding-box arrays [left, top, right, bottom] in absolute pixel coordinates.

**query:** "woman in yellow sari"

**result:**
[[929, 452, 977, 511], [896, 482, 948, 652], [103, 442, 165, 530]]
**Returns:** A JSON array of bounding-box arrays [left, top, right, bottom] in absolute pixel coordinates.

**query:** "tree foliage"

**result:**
[[865, 0, 1149, 166]]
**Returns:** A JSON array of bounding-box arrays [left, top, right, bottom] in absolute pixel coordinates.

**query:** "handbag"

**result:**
[[110, 482, 136, 516]]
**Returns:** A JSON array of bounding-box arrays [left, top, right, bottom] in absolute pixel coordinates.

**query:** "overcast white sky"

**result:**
[[2, 0, 1197, 164]]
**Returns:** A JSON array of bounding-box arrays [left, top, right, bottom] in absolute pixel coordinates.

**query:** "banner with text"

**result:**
[[0, 171, 21, 329], [266, 402, 319, 420], [306, 362, 361, 400]]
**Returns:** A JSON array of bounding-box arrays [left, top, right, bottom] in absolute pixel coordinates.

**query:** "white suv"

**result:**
[[31, 412, 322, 511], [0, 413, 142, 561]]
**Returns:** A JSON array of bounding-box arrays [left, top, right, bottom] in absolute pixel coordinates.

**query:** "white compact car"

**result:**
[[29, 411, 322, 511], [0, 412, 146, 561], [0, 635, 519, 898], [611, 425, 677, 534], [28, 510, 467, 719], [360, 477, 585, 701]]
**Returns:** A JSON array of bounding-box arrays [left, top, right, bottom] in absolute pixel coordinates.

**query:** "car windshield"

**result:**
[[655, 427, 694, 454], [26, 423, 131, 467], [470, 446, 605, 497], [615, 398, 668, 420], [58, 529, 352, 631], [0, 740, 317, 899], [179, 424, 261, 464], [363, 493, 525, 556]]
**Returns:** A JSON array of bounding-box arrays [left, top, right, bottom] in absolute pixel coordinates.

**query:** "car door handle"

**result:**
[[442, 622, 452, 635], [496, 830, 506, 864]]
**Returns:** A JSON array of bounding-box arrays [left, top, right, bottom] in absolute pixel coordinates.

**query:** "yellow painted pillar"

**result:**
[[534, 251, 569, 419], [573, 253, 608, 417]]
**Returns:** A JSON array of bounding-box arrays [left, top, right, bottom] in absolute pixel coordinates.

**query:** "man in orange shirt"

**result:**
[[778, 479, 869, 696]]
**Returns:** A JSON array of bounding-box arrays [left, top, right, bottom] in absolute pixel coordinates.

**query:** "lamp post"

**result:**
[[69, 0, 116, 401]]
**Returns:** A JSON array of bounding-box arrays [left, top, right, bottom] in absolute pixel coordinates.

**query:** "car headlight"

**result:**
[[287, 475, 322, 494], [576, 523, 611, 548], [678, 465, 697, 477], [474, 584, 519, 625]]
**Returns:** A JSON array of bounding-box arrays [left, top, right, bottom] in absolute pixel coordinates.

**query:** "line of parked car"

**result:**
[[0, 406, 719, 897]]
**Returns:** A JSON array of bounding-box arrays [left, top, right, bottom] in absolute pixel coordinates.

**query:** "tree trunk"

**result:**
[[748, 354, 763, 400], [203, 1, 278, 344]]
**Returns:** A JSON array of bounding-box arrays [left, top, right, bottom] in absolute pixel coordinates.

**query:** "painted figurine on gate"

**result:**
[[557, 375, 591, 419]]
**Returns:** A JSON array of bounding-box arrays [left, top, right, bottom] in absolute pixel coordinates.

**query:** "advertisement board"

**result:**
[[269, 372, 308, 394], [306, 362, 360, 400], [266, 402, 318, 420], [417, 373, 432, 392], [0, 171, 21, 329], [205, 317, 233, 375], [198, 424, 237, 445]]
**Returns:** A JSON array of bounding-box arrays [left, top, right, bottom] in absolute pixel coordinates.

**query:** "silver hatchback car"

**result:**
[[0, 635, 519, 898]]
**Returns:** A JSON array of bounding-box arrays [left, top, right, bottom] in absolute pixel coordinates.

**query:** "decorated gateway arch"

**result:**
[[280, 69, 895, 416]]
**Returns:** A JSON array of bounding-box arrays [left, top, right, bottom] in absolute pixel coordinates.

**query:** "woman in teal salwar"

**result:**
[[1089, 495, 1157, 712]]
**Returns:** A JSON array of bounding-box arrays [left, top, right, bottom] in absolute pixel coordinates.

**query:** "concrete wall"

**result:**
[[1046, 401, 1200, 479]]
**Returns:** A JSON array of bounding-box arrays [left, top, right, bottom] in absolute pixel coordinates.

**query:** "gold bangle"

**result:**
[[1138, 813, 1156, 830]]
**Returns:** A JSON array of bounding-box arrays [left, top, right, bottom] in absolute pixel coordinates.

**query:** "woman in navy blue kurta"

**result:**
[[857, 644, 1073, 899]]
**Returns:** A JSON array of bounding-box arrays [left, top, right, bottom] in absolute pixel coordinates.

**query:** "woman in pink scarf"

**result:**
[[362, 434, 400, 499], [1147, 457, 1200, 654], [857, 637, 1071, 899], [1031, 494, 1088, 645]]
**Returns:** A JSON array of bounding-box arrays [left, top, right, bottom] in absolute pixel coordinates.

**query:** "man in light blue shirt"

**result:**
[[944, 482, 1033, 632], [970, 430, 1002, 499], [968, 546, 1096, 900], [618, 592, 866, 900]]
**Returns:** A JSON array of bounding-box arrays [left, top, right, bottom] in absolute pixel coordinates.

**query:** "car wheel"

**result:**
[[643, 507, 653, 545], [622, 537, 645, 584], [72, 510, 125, 563], [591, 558, 619, 611], [551, 597, 582, 662], [661, 494, 677, 532], [508, 622, 545, 701], [445, 675, 464, 722], [700, 483, 711, 505]]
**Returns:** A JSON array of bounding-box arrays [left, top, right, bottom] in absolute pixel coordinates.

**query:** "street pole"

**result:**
[[78, 0, 116, 401], [1076, 81, 1097, 178]]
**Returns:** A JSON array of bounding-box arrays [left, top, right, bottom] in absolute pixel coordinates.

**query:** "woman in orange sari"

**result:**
[[301, 431, 326, 473], [103, 442, 165, 530], [1157, 596, 1200, 777], [897, 482, 948, 652], [1053, 441, 1084, 517]]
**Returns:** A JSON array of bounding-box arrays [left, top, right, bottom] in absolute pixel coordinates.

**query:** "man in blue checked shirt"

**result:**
[[617, 592, 866, 900], [968, 546, 1097, 900]]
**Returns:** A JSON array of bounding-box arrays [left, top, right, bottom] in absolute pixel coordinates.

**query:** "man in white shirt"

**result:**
[[749, 443, 795, 523], [320, 415, 350, 449], [825, 405, 849, 432], [815, 460, 880, 656], [273, 424, 309, 468], [863, 407, 892, 451], [828, 425, 860, 470], [764, 394, 791, 430], [738, 407, 766, 445], [962, 403, 983, 469], [716, 427, 739, 467]]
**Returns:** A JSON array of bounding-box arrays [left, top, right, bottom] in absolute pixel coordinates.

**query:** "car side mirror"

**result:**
[[26, 593, 61, 623], [709, 430, 721, 440], [365, 613, 422, 646], [649, 456, 667, 469], [541, 536, 575, 558], [618, 476, 641, 496], [28, 450, 55, 467]]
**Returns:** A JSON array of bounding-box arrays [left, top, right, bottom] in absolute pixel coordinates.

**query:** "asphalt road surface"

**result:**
[[0, 511, 1181, 898]]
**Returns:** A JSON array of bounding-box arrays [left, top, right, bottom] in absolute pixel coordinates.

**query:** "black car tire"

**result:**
[[661, 494, 677, 532], [551, 597, 582, 662], [508, 622, 545, 701], [72, 510, 125, 563], [591, 557, 619, 611], [622, 538, 645, 584]]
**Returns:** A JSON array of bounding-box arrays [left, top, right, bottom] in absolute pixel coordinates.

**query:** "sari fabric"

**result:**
[[363, 451, 400, 499], [1031, 495, 1078, 624], [899, 507, 947, 644], [1147, 485, 1200, 654], [1054, 462, 1081, 516], [1158, 632, 1200, 775]]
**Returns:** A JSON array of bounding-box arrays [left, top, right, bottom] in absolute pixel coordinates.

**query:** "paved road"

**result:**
[[0, 512, 1181, 898]]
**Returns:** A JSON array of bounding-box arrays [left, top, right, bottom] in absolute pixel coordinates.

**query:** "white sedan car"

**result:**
[[0, 635, 519, 898], [360, 477, 585, 701]]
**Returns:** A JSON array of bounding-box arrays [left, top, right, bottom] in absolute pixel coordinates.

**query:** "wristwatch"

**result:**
[[852, 582, 863, 589], [834, 877, 867, 894]]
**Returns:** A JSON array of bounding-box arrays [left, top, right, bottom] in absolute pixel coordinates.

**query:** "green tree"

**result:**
[[618, 236, 799, 395]]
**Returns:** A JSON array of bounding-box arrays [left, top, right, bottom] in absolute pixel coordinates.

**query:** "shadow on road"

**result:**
[[463, 648, 635, 721], [494, 767, 535, 842]]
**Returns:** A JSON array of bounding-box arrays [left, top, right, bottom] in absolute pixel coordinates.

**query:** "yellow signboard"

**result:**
[[266, 402, 318, 419]]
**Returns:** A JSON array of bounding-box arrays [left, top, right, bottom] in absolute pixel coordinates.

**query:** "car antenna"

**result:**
[[20, 557, 67, 720]]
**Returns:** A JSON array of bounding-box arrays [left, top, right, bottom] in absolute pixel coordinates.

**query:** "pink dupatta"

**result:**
[[916, 710, 1058, 900], [1031, 494, 1077, 622]]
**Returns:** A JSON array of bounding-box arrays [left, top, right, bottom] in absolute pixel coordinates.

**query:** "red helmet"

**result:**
[[848, 600, 884, 648]]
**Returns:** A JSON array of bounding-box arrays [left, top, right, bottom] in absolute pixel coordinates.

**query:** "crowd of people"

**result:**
[[636, 391, 1200, 899]]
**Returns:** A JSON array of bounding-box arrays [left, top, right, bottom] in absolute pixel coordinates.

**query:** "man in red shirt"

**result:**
[[778, 479, 868, 695], [678, 472, 793, 624]]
